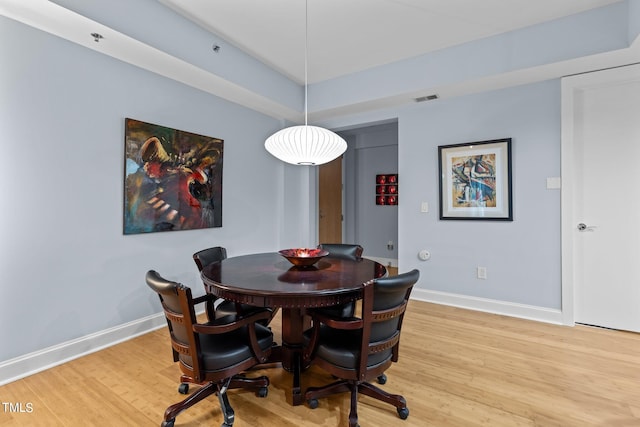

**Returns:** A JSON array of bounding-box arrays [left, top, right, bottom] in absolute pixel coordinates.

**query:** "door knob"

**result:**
[[577, 223, 596, 231]]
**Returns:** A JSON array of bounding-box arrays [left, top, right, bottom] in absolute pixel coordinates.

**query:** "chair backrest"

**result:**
[[145, 270, 204, 381], [317, 243, 363, 260], [358, 269, 420, 378], [193, 246, 227, 271]]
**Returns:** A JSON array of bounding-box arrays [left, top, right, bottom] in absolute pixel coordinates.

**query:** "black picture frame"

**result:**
[[438, 138, 512, 221]]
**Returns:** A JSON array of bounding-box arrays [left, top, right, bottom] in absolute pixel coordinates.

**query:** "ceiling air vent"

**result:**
[[414, 94, 439, 102]]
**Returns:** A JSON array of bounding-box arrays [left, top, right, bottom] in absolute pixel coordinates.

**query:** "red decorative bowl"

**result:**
[[279, 248, 329, 267]]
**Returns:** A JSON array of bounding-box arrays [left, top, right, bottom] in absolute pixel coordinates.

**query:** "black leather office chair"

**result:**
[[317, 243, 364, 260], [193, 246, 233, 319], [315, 243, 367, 318], [303, 269, 420, 427], [193, 246, 276, 324], [146, 270, 273, 427], [192, 246, 228, 271]]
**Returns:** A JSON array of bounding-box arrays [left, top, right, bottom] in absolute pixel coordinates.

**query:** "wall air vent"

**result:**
[[414, 94, 439, 102]]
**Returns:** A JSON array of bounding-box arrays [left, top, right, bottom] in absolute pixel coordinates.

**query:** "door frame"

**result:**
[[560, 71, 579, 327], [560, 64, 640, 327]]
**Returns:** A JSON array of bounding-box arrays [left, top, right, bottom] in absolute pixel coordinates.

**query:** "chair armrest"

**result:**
[[302, 311, 362, 365], [192, 309, 272, 334], [192, 294, 218, 322], [192, 293, 216, 306], [193, 309, 272, 363]]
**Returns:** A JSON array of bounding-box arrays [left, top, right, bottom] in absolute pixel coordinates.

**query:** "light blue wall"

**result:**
[[630, 0, 640, 43], [355, 143, 399, 260], [398, 81, 561, 309], [0, 16, 303, 362], [322, 80, 562, 310], [338, 124, 399, 262], [351, 125, 399, 261]]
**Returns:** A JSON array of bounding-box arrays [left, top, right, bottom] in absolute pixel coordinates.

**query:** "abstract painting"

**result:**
[[124, 118, 223, 234], [438, 138, 512, 220]]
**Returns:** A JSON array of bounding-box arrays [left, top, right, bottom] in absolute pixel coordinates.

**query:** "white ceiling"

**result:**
[[159, 0, 622, 84]]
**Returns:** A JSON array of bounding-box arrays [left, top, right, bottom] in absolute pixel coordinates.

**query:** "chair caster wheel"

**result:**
[[161, 419, 175, 427], [308, 398, 319, 409], [257, 386, 268, 398], [377, 374, 387, 384], [397, 407, 409, 419], [178, 383, 189, 394]]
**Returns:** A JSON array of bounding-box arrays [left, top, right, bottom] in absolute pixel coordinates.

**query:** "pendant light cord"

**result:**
[[263, 0, 346, 166], [304, 0, 308, 126]]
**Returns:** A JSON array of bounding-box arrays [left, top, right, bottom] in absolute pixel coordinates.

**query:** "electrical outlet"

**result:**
[[477, 266, 487, 280]]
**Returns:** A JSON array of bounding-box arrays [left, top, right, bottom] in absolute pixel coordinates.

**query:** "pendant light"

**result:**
[[264, 0, 347, 166]]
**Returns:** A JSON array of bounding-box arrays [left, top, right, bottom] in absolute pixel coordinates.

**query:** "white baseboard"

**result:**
[[411, 288, 564, 325], [0, 313, 167, 386]]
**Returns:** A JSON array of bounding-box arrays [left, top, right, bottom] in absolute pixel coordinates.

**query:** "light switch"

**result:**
[[421, 202, 429, 213], [546, 177, 561, 189]]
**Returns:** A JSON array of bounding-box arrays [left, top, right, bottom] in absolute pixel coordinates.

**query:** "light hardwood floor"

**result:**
[[2, 300, 640, 426]]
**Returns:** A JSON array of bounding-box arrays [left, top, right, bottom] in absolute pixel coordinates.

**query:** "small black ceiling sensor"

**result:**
[[414, 94, 439, 102]]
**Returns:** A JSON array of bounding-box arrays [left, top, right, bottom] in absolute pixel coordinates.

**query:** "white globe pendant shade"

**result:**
[[265, 124, 347, 166]]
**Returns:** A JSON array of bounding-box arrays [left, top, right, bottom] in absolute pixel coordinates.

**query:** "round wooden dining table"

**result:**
[[200, 252, 387, 405]]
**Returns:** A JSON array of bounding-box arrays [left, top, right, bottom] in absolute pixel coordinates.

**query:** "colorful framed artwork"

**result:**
[[438, 138, 512, 221], [375, 174, 398, 205], [123, 118, 223, 234]]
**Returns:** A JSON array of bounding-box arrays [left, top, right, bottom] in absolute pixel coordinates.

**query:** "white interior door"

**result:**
[[562, 63, 640, 332]]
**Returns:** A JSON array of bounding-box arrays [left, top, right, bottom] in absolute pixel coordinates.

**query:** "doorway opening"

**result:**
[[318, 121, 399, 267]]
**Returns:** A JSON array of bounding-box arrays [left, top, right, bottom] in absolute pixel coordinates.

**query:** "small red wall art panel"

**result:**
[[123, 118, 223, 234], [375, 174, 398, 205]]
